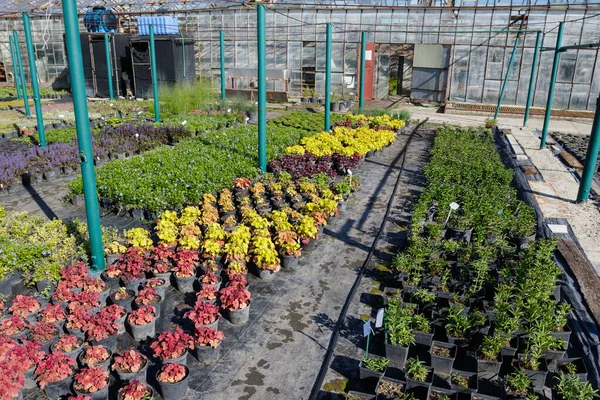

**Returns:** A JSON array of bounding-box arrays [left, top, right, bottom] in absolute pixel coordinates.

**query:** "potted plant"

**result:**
[[52, 281, 76, 306], [68, 291, 100, 314], [60, 262, 89, 290], [196, 285, 218, 304], [134, 287, 162, 315], [156, 363, 189, 400], [79, 345, 112, 370], [109, 288, 135, 313], [275, 230, 301, 269], [330, 92, 340, 112], [301, 88, 310, 103], [252, 236, 280, 280], [0, 315, 27, 338], [86, 311, 119, 351], [104, 241, 126, 266], [117, 380, 154, 400], [144, 277, 167, 298], [101, 304, 127, 334], [219, 284, 251, 325], [550, 358, 588, 382], [192, 326, 224, 364], [430, 340, 456, 377], [73, 366, 109, 400], [9, 295, 41, 321], [185, 301, 220, 330], [151, 245, 175, 286], [404, 357, 432, 391], [232, 177, 252, 197], [118, 248, 149, 293], [518, 346, 548, 390], [309, 89, 317, 103], [297, 216, 318, 250], [111, 350, 148, 382], [477, 333, 504, 379], [450, 370, 478, 394], [29, 321, 59, 352], [65, 308, 91, 340], [411, 313, 433, 346], [375, 377, 405, 400], [505, 369, 532, 398], [385, 316, 414, 368], [36, 352, 77, 400], [101, 264, 122, 290], [199, 271, 222, 291], [150, 327, 193, 365], [52, 334, 85, 359], [445, 306, 471, 346], [6, 339, 45, 390], [554, 372, 599, 400], [447, 214, 474, 243], [359, 355, 389, 381], [84, 278, 110, 306], [39, 303, 66, 328], [128, 305, 157, 341], [173, 249, 199, 293]]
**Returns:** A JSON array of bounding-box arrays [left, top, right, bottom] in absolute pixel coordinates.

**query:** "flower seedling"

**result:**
[[128, 306, 156, 326], [36, 352, 76, 389], [194, 326, 225, 348], [39, 303, 66, 323], [219, 285, 251, 310], [173, 249, 199, 277], [506, 369, 532, 396], [200, 271, 220, 285], [73, 366, 109, 394], [186, 302, 221, 326], [145, 277, 165, 289], [197, 285, 218, 301], [362, 356, 389, 372], [0, 315, 27, 336], [118, 380, 153, 400], [60, 262, 89, 289], [405, 357, 429, 382], [479, 334, 504, 361], [0, 360, 25, 399], [81, 345, 110, 365], [554, 372, 599, 400], [157, 363, 187, 383], [150, 327, 194, 360], [54, 334, 83, 352], [112, 350, 147, 373], [112, 287, 133, 301], [29, 321, 58, 342], [52, 281, 76, 302], [135, 288, 161, 306], [9, 295, 41, 318]]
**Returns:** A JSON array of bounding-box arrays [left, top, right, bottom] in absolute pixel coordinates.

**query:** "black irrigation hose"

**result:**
[[308, 119, 427, 400]]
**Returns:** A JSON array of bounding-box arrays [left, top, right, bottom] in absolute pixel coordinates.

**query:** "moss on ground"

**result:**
[[323, 378, 348, 393]]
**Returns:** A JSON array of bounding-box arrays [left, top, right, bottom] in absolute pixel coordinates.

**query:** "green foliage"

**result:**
[[484, 118, 497, 128], [506, 369, 532, 395], [25, 127, 78, 145], [405, 357, 429, 381], [479, 334, 504, 360], [153, 79, 218, 116], [161, 113, 240, 133], [269, 111, 346, 134], [555, 373, 599, 400], [362, 356, 389, 372]]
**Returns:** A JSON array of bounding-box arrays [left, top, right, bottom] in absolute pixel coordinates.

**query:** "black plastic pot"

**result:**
[[65, 326, 86, 341], [477, 356, 502, 380], [43, 375, 73, 400], [192, 344, 220, 365], [109, 289, 135, 313], [446, 227, 473, 243], [518, 354, 548, 389], [74, 382, 109, 400], [105, 254, 119, 266], [163, 349, 189, 367], [375, 376, 405, 398], [301, 97, 309, 103], [24, 366, 37, 389], [174, 274, 195, 293], [134, 296, 162, 316], [0, 278, 12, 297], [281, 254, 299, 270], [331, 102, 340, 112], [51, 339, 84, 359], [226, 304, 250, 325], [385, 342, 410, 368], [36, 279, 56, 296], [414, 330, 434, 347], [145, 279, 167, 298], [114, 357, 148, 382], [309, 97, 318, 104], [257, 268, 278, 280], [101, 272, 120, 290], [122, 277, 145, 294], [156, 365, 189, 400], [345, 391, 375, 400], [406, 368, 433, 391], [450, 369, 478, 394], [549, 357, 588, 382], [552, 325, 571, 347], [429, 387, 457, 400], [129, 318, 157, 342], [88, 336, 117, 355], [358, 359, 386, 381], [513, 233, 536, 249], [501, 335, 519, 358], [152, 271, 172, 288], [430, 341, 456, 377]]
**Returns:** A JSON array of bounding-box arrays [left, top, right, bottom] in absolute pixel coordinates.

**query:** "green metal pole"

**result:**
[[257, 4, 267, 172], [103, 34, 114, 100], [524, 31, 542, 127], [324, 24, 332, 132], [494, 33, 520, 121], [22, 13, 46, 149], [149, 25, 161, 122], [13, 31, 30, 117], [61, 0, 105, 271], [540, 22, 564, 149], [220, 30, 226, 101], [576, 95, 600, 203], [359, 32, 366, 112], [9, 36, 22, 100]]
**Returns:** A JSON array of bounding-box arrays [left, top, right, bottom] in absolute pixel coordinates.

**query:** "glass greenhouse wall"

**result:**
[[1, 6, 599, 110]]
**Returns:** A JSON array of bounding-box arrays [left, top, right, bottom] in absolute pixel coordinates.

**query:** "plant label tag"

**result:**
[[363, 320, 371, 337], [375, 308, 384, 328], [347, 170, 352, 176], [110, 103, 114, 107], [181, 120, 187, 126], [498, 209, 504, 214], [450, 202, 460, 210]]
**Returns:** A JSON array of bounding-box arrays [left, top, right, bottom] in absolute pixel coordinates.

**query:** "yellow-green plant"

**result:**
[[124, 228, 153, 250], [251, 236, 280, 271]]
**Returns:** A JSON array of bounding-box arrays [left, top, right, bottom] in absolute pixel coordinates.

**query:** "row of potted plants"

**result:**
[[347, 126, 597, 400]]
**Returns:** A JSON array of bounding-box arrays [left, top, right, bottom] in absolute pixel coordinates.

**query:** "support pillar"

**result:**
[[540, 22, 564, 149], [257, 4, 267, 172], [23, 12, 46, 148]]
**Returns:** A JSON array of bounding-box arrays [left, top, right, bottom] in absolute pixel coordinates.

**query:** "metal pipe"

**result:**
[[524, 31, 541, 127], [149, 25, 161, 122], [559, 42, 600, 51], [540, 22, 564, 149], [257, 4, 267, 172], [359, 31, 366, 112], [22, 12, 46, 149], [576, 96, 600, 203], [324, 23, 332, 132], [13, 31, 30, 117], [494, 33, 520, 121], [61, 0, 105, 271], [9, 36, 22, 100], [103, 34, 114, 100], [220, 30, 226, 101]]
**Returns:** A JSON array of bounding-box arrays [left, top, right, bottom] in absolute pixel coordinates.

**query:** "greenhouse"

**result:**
[[0, 0, 600, 399]]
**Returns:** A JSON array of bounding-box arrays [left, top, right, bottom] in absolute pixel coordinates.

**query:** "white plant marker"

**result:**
[[375, 308, 384, 328], [348, 169, 353, 187], [444, 202, 460, 227]]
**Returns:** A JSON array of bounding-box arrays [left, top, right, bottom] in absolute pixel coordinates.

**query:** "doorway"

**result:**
[[389, 48, 413, 99]]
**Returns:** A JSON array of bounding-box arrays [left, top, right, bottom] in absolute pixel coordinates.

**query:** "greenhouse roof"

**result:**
[[2, 0, 595, 16]]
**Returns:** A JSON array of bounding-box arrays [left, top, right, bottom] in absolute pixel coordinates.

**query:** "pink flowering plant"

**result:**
[[128, 306, 156, 326], [194, 326, 225, 348], [185, 301, 220, 326], [52, 281, 76, 302], [150, 327, 194, 360], [118, 380, 152, 400], [219, 285, 251, 310], [135, 288, 160, 306], [73, 366, 109, 394], [36, 352, 76, 389], [112, 350, 147, 373], [81, 345, 110, 365], [157, 363, 187, 383], [196, 285, 218, 301], [29, 321, 58, 342], [54, 334, 83, 352], [0, 315, 27, 336], [60, 262, 89, 289], [39, 303, 66, 323], [9, 295, 41, 318]]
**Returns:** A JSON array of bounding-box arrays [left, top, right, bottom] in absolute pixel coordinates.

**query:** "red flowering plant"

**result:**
[[219, 285, 251, 311], [150, 327, 194, 361], [112, 287, 133, 301], [66, 308, 91, 331], [173, 249, 199, 278], [0, 315, 27, 336], [145, 278, 165, 289], [29, 321, 58, 343], [6, 340, 45, 372], [100, 304, 126, 321], [83, 278, 108, 294], [200, 271, 220, 285], [185, 301, 220, 326], [81, 345, 110, 365], [54, 334, 83, 352], [196, 285, 218, 301], [9, 295, 41, 318], [103, 263, 123, 279], [0, 335, 18, 357], [86, 311, 119, 342], [60, 262, 89, 289], [112, 350, 148, 373], [73, 366, 109, 394], [127, 306, 156, 326], [157, 363, 187, 383], [52, 281, 76, 303], [118, 380, 152, 400], [111, 350, 147, 373], [68, 291, 100, 313], [36, 352, 76, 389], [135, 288, 160, 306], [118, 247, 149, 281], [151, 244, 175, 267], [227, 274, 248, 288], [69, 396, 93, 400], [39, 303, 66, 323], [194, 326, 225, 348], [0, 360, 24, 399]]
